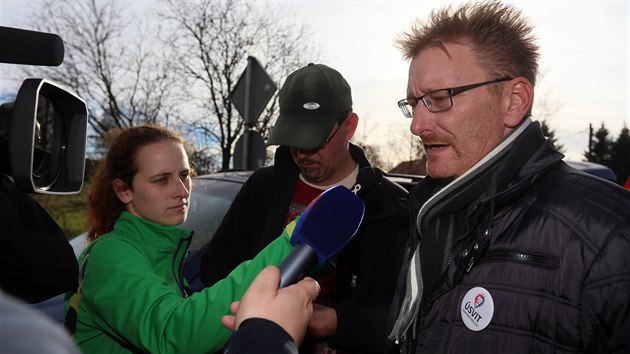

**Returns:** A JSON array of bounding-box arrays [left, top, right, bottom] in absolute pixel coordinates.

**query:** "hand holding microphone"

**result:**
[[222, 266, 320, 347]]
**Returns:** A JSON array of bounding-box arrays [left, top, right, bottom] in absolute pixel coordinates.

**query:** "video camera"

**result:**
[[0, 26, 88, 194]]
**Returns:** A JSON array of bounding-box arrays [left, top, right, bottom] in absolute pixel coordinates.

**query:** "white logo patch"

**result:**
[[460, 287, 494, 331], [303, 102, 320, 110]]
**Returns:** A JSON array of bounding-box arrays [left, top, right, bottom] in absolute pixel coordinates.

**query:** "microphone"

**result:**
[[278, 185, 365, 288], [0, 26, 64, 66]]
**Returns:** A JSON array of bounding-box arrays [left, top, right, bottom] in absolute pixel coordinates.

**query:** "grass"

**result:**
[[32, 184, 90, 240]]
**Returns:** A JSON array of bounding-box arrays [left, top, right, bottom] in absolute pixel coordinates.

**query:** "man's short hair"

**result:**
[[396, 1, 539, 87]]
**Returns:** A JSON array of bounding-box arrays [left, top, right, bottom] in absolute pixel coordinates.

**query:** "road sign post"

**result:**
[[230, 56, 277, 169], [233, 129, 266, 170]]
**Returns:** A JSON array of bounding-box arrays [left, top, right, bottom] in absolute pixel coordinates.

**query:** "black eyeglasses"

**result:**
[[294, 116, 347, 155], [397, 77, 513, 117]]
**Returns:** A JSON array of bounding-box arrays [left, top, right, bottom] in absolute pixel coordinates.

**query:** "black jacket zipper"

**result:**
[[478, 249, 560, 270]]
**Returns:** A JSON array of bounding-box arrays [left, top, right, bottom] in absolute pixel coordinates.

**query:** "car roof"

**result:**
[[195, 170, 253, 183], [564, 160, 618, 182], [385, 172, 424, 191]]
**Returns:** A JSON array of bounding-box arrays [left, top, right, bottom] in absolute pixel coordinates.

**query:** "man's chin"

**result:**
[[426, 162, 458, 180], [299, 166, 320, 178]]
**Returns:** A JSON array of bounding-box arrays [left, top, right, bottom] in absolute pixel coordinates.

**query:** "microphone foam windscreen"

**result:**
[[291, 185, 365, 264]]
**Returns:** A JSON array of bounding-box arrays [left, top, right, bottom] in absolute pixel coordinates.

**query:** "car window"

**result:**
[[182, 176, 244, 254]]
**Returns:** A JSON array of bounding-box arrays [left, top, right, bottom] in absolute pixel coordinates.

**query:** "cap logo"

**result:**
[[303, 102, 320, 110]]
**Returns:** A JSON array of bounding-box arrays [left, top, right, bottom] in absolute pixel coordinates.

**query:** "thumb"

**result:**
[[295, 276, 320, 301], [221, 315, 236, 331], [246, 266, 281, 294]]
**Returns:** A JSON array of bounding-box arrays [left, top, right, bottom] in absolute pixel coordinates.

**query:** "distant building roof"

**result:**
[[389, 157, 426, 176], [389, 158, 621, 185]]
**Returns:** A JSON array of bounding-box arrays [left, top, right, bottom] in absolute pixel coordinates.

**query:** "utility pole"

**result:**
[[588, 123, 593, 158]]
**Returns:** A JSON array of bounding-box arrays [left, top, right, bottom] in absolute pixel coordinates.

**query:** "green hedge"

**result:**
[[32, 185, 89, 240]]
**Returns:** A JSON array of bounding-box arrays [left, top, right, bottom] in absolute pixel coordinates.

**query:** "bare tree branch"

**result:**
[[21, 0, 178, 154], [161, 0, 321, 170], [13, 0, 321, 170]]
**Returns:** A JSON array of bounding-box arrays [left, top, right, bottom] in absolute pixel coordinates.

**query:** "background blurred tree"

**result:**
[[383, 124, 424, 172], [534, 73, 566, 154], [160, 0, 321, 171], [16, 0, 321, 170], [584, 123, 613, 165], [540, 119, 566, 153], [351, 113, 390, 171], [359, 144, 387, 171], [21, 0, 179, 155], [610, 126, 630, 184]]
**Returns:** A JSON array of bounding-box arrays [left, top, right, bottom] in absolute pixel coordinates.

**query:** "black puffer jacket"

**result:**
[[201, 143, 409, 354], [388, 119, 630, 353]]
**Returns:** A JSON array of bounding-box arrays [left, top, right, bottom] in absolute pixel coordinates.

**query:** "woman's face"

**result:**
[[115, 140, 192, 226]]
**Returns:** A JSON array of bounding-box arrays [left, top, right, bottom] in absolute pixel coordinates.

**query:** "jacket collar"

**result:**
[[412, 118, 563, 232], [113, 211, 192, 258]]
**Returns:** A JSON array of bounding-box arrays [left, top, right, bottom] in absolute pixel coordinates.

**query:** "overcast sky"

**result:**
[[1, 0, 628, 162], [287, 0, 629, 161]]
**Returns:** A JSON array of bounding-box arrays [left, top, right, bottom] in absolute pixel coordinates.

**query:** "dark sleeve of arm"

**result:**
[[0, 177, 79, 303], [327, 239, 408, 353], [328, 182, 409, 353], [227, 318, 298, 354]]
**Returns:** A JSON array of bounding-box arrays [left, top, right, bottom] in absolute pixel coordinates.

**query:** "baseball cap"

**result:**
[[267, 63, 352, 149]]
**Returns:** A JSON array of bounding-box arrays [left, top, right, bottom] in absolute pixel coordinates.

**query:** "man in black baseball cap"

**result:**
[[267, 63, 353, 151], [201, 63, 409, 353]]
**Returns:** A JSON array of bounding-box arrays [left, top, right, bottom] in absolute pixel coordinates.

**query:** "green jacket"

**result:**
[[66, 211, 293, 354]]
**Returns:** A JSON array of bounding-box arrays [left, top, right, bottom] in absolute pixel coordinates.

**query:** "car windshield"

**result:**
[[183, 175, 244, 254]]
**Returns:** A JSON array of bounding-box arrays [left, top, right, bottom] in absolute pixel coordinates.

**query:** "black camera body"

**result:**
[[0, 26, 88, 194]]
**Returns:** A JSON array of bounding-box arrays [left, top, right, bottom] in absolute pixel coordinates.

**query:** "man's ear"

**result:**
[[345, 112, 359, 140], [112, 178, 131, 204], [504, 77, 534, 128]]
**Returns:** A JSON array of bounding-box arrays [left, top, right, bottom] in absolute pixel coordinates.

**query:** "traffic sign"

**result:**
[[230, 56, 277, 126]]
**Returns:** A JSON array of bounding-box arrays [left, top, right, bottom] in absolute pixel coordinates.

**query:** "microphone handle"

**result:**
[[278, 243, 319, 288]]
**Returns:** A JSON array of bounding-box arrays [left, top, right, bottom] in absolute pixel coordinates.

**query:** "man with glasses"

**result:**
[[201, 63, 409, 353], [387, 2, 630, 354]]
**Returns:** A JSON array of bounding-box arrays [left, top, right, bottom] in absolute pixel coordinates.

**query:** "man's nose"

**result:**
[[410, 105, 434, 137]]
